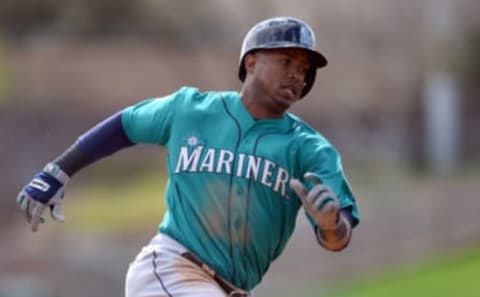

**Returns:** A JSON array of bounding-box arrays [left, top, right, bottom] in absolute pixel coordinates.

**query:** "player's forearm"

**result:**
[[316, 209, 353, 252], [54, 112, 134, 176]]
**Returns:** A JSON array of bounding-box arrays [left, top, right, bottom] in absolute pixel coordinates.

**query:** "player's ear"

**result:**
[[244, 53, 256, 75]]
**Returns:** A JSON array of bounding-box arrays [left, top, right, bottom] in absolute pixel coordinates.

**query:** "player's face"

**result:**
[[248, 48, 311, 115]]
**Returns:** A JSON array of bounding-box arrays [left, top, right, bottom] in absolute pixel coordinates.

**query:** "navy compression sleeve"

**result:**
[[54, 112, 134, 176]]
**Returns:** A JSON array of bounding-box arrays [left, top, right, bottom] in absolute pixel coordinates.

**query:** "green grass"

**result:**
[[62, 171, 168, 236], [312, 247, 480, 297]]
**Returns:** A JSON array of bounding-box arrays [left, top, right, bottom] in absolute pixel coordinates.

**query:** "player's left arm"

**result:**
[[290, 173, 353, 251], [291, 131, 359, 251]]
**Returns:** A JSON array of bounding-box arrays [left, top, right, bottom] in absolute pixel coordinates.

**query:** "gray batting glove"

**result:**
[[17, 163, 69, 232], [290, 172, 340, 230]]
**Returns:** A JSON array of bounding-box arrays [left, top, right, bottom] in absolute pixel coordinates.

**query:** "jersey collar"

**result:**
[[225, 92, 292, 132]]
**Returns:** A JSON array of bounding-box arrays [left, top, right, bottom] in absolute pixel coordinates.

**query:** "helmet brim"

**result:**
[[238, 46, 327, 81]]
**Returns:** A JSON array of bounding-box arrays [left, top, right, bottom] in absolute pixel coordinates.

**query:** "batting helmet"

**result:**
[[238, 17, 328, 98]]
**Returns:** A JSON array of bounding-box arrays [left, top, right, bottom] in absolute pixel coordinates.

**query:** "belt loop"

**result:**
[[181, 252, 249, 296]]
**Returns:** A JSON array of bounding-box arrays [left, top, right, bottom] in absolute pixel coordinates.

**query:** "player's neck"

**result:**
[[239, 90, 285, 120]]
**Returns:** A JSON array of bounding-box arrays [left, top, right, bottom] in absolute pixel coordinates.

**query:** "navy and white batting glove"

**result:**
[[17, 163, 70, 232], [290, 172, 340, 231]]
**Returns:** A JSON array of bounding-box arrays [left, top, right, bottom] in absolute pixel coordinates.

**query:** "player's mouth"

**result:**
[[278, 84, 298, 100]]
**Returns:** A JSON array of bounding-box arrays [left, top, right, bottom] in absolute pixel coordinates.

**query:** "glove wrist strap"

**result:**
[[316, 213, 352, 251], [43, 162, 70, 185]]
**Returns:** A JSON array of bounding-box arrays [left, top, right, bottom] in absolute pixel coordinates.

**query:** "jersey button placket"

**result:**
[[231, 132, 253, 286], [236, 186, 244, 195]]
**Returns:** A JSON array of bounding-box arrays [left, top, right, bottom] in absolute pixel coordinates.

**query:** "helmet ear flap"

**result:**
[[239, 62, 247, 82], [301, 68, 317, 98]]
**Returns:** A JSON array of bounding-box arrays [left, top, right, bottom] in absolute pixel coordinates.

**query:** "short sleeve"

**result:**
[[121, 87, 194, 145]]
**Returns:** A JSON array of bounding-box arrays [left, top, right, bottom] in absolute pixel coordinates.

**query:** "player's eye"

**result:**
[[280, 57, 291, 66], [300, 65, 310, 75]]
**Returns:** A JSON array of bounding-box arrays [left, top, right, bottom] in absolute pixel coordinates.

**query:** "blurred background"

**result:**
[[1, 0, 479, 296]]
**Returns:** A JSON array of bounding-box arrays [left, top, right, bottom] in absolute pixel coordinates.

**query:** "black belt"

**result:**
[[181, 252, 249, 297]]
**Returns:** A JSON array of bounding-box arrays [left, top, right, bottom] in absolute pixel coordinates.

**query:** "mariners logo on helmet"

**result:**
[[238, 17, 328, 98]]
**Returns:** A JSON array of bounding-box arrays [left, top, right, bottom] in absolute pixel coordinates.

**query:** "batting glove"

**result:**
[[17, 163, 70, 232], [290, 172, 340, 231]]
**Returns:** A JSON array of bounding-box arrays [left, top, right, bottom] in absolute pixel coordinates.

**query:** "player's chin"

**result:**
[[274, 92, 299, 108], [272, 97, 294, 111]]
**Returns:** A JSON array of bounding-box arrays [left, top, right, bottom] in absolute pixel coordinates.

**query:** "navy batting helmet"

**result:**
[[238, 17, 328, 98]]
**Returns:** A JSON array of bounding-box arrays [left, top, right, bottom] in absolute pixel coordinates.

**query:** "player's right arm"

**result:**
[[16, 87, 192, 232], [17, 111, 135, 232]]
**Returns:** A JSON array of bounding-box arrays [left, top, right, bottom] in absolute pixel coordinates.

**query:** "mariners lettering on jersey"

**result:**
[[174, 146, 290, 198]]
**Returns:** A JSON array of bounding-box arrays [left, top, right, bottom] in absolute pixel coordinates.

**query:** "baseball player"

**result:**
[[16, 17, 360, 297]]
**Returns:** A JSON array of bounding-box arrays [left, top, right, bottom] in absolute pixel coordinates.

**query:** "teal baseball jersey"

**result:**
[[121, 86, 359, 290]]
